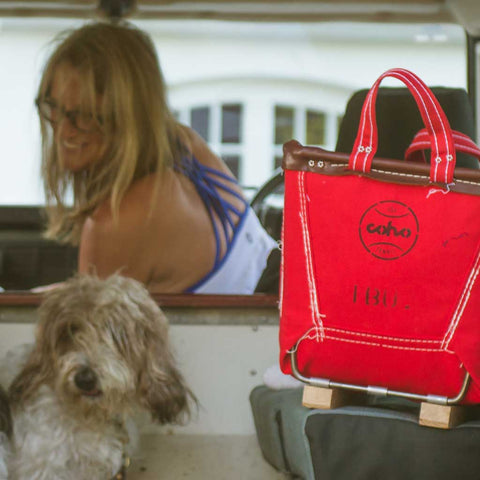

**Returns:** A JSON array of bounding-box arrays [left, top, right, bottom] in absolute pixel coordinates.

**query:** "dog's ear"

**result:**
[[0, 385, 12, 439], [8, 346, 52, 405], [138, 350, 195, 424], [135, 310, 196, 424], [9, 293, 64, 405]]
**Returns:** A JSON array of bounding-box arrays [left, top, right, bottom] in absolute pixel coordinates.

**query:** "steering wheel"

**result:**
[[250, 168, 284, 241]]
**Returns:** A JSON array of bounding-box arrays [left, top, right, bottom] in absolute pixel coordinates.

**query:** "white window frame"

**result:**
[[272, 105, 341, 169], [181, 102, 245, 181]]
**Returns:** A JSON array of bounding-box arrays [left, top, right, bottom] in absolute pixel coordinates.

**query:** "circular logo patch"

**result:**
[[359, 200, 419, 260]]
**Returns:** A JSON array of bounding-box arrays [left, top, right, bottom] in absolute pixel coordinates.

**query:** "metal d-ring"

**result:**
[[289, 349, 470, 406]]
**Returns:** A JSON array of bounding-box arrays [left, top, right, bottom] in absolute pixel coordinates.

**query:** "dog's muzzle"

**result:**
[[74, 366, 101, 396]]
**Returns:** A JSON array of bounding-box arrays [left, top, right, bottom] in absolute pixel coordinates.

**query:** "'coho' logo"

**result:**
[[359, 200, 419, 260]]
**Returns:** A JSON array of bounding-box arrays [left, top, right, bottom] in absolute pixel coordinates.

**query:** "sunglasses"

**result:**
[[35, 97, 103, 133]]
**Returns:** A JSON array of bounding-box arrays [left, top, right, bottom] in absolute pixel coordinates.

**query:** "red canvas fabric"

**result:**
[[279, 68, 480, 403]]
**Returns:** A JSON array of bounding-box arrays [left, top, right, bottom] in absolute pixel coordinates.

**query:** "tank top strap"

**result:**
[[175, 155, 248, 267]]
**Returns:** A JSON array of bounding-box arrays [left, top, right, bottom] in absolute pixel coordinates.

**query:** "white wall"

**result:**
[[0, 28, 53, 204], [0, 322, 280, 435]]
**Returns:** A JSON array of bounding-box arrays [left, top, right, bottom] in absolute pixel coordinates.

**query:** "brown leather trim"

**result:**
[[283, 140, 480, 196], [0, 292, 278, 308]]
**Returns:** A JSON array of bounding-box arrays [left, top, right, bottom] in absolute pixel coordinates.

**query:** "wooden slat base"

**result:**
[[302, 385, 365, 409], [419, 402, 467, 429], [302, 386, 469, 430]]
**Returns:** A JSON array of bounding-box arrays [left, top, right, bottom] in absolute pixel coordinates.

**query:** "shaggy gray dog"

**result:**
[[4, 274, 194, 480]]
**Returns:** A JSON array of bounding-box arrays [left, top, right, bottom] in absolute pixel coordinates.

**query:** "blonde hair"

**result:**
[[38, 22, 186, 244]]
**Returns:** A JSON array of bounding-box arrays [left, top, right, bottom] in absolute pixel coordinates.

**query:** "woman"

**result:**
[[36, 22, 277, 294]]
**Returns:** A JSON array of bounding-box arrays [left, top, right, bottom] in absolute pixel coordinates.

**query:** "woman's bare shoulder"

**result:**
[[93, 173, 170, 224]]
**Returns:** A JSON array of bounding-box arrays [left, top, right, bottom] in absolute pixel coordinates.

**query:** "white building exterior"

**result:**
[[0, 18, 466, 204]]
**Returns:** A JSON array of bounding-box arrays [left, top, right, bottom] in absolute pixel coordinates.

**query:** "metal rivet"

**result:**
[[446, 154, 453, 162], [308, 159, 315, 167], [365, 146, 372, 153], [317, 161, 324, 168], [358, 146, 365, 152], [435, 156, 442, 164]]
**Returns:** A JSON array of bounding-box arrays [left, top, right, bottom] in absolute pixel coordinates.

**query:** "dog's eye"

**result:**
[[61, 325, 78, 340], [55, 324, 79, 350], [67, 325, 79, 337]]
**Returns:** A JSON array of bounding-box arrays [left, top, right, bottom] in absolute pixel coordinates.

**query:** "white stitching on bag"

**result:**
[[324, 327, 440, 344], [324, 335, 448, 353], [287, 327, 322, 354], [298, 172, 326, 340], [442, 247, 480, 349]]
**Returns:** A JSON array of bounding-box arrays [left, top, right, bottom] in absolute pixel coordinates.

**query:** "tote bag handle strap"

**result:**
[[405, 128, 480, 164], [348, 68, 456, 184]]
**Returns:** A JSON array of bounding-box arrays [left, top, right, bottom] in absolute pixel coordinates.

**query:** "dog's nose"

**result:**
[[74, 367, 97, 392]]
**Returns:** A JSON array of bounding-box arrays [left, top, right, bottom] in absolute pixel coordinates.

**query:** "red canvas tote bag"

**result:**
[[279, 68, 480, 404]]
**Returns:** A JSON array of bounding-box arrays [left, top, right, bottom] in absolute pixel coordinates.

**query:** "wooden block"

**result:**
[[419, 402, 466, 429], [302, 385, 364, 409]]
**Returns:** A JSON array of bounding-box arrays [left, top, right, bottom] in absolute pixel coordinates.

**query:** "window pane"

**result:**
[[190, 106, 210, 141], [306, 110, 326, 145], [222, 155, 241, 180], [274, 106, 294, 145], [221, 104, 242, 143]]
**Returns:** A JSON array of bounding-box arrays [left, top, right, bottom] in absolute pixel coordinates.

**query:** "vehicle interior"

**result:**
[[0, 0, 477, 291], [0, 1, 480, 479]]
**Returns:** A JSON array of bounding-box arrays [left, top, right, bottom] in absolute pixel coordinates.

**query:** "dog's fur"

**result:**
[[0, 384, 12, 479], [3, 274, 194, 480]]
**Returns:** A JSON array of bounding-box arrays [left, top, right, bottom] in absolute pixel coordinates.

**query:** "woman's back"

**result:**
[[79, 128, 263, 293]]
